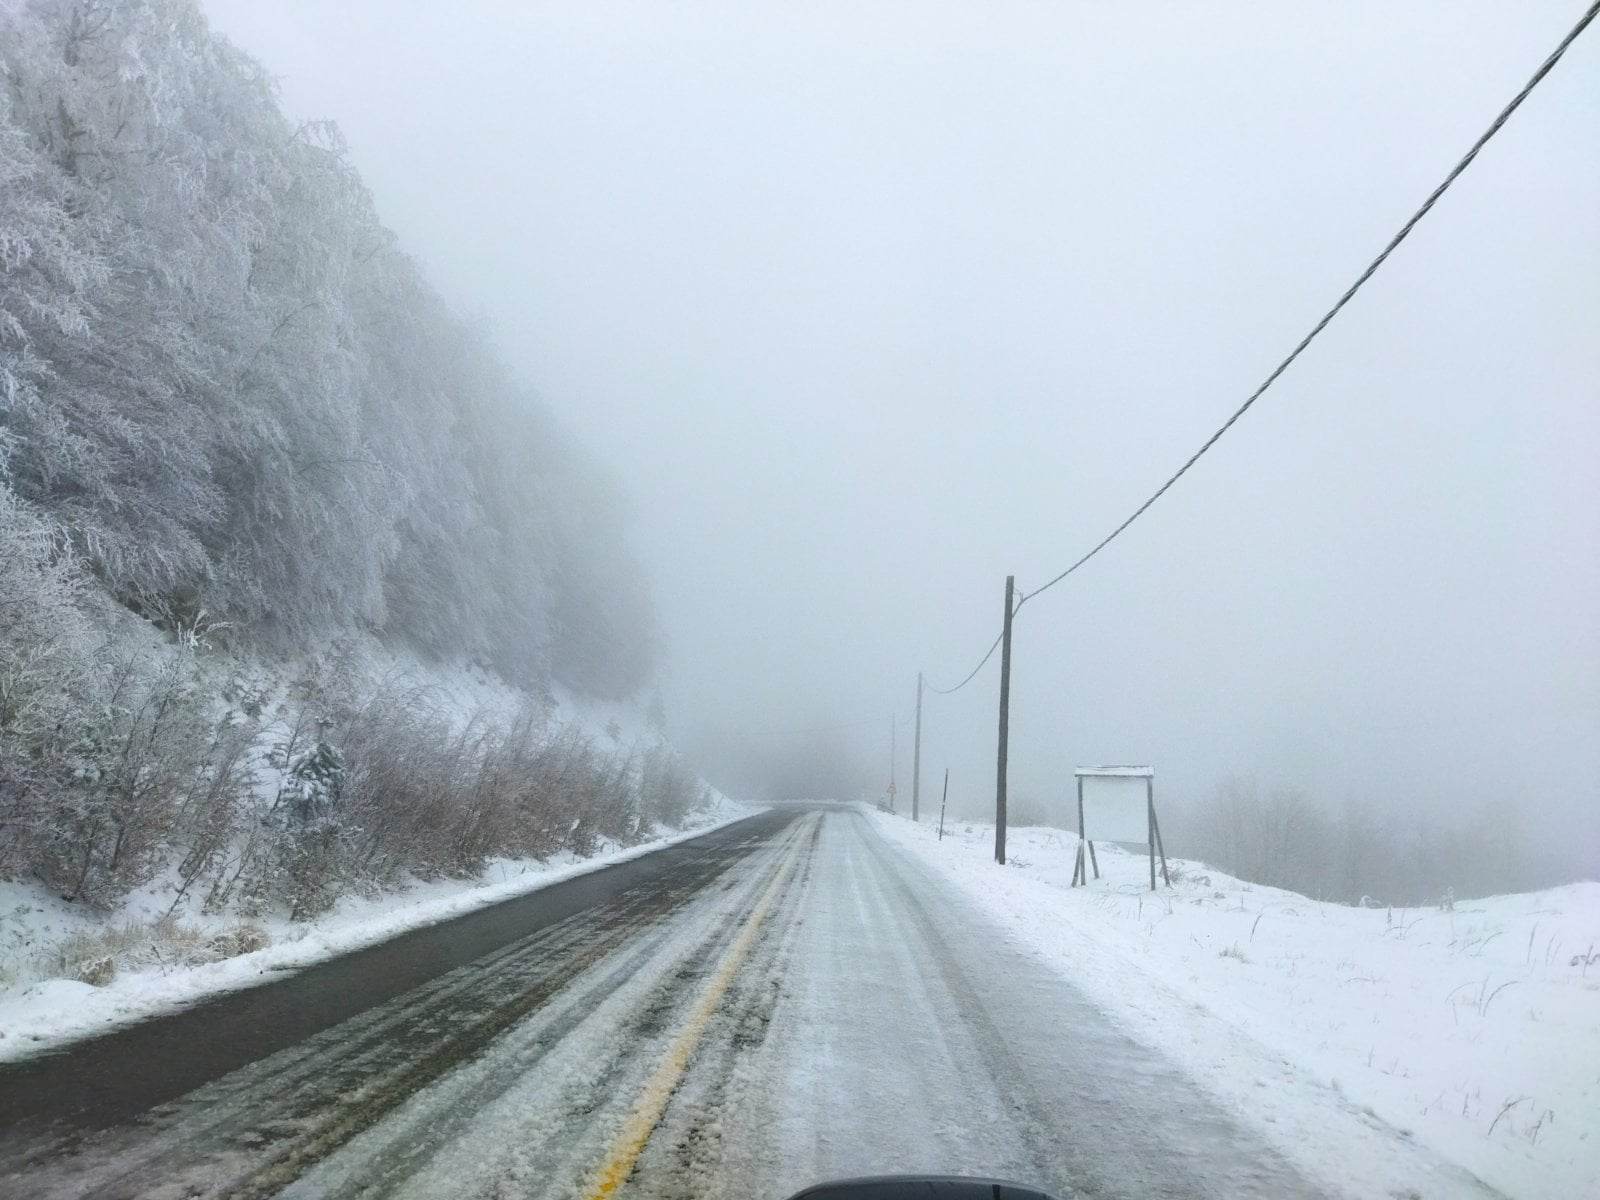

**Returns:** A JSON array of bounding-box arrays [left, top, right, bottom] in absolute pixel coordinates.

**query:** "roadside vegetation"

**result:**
[[3, 627, 708, 928]]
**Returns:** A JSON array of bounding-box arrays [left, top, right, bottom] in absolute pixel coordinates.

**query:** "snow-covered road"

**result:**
[[1, 808, 1500, 1199]]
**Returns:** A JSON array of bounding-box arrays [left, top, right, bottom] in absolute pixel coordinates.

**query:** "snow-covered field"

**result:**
[[0, 794, 750, 1064], [873, 811, 1600, 1200]]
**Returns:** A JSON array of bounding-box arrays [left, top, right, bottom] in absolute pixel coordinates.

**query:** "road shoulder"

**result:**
[[870, 811, 1534, 1200]]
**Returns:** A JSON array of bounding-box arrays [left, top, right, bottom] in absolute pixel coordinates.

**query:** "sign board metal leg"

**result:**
[[1146, 776, 1157, 891], [1074, 775, 1086, 887], [1150, 792, 1170, 887]]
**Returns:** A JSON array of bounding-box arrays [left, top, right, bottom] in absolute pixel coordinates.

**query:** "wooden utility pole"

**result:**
[[911, 672, 923, 822], [938, 767, 949, 840], [994, 574, 1015, 865]]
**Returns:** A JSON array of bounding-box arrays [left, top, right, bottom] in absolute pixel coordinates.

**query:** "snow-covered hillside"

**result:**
[[874, 812, 1600, 1200], [1, 0, 688, 1006]]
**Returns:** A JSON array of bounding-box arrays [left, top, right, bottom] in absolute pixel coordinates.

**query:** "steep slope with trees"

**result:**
[[0, 0, 694, 926]]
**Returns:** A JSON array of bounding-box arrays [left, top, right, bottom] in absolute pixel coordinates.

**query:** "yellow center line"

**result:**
[[581, 813, 812, 1200]]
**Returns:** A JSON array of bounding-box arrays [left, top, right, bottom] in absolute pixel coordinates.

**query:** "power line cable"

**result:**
[[1019, 0, 1598, 610], [925, 1, 1598, 689], [925, 628, 1005, 695], [695, 715, 890, 738]]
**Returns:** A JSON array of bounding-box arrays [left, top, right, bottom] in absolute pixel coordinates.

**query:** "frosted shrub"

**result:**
[[0, 0, 657, 695], [0, 484, 96, 871], [511, 728, 600, 860], [170, 698, 261, 915], [207, 923, 269, 959], [452, 707, 544, 869], [638, 746, 701, 830], [36, 656, 214, 907], [332, 683, 477, 883], [590, 749, 644, 847], [75, 954, 115, 987]]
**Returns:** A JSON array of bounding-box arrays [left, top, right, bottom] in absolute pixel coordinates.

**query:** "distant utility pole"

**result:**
[[888, 713, 897, 813], [911, 672, 923, 822], [994, 574, 1015, 865]]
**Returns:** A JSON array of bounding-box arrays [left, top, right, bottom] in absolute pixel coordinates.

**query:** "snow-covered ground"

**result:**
[[873, 811, 1600, 1200], [0, 793, 750, 1063]]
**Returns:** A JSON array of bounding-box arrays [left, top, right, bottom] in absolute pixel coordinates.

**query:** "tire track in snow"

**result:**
[[579, 813, 815, 1200], [622, 816, 817, 1200], [273, 813, 815, 1200], [853, 815, 1320, 1198], [1, 824, 797, 1199], [316, 816, 817, 1200]]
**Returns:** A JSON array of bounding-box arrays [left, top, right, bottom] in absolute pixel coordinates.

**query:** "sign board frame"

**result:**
[[1071, 766, 1171, 891]]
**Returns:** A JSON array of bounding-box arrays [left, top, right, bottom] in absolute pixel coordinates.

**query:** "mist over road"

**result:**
[[1, 809, 1496, 1199]]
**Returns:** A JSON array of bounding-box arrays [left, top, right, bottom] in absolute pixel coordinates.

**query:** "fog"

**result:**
[[202, 1, 1598, 881]]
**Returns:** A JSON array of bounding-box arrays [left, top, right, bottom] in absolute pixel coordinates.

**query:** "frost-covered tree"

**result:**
[[0, 0, 669, 915], [0, 477, 96, 871], [0, 0, 656, 694]]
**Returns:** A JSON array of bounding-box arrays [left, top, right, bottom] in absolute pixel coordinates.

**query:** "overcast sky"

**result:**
[[203, 1, 1598, 867]]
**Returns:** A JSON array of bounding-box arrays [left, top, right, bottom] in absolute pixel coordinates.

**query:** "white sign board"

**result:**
[[1076, 768, 1151, 844]]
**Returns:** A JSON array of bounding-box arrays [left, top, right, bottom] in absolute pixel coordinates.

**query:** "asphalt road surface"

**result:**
[[0, 807, 1467, 1199]]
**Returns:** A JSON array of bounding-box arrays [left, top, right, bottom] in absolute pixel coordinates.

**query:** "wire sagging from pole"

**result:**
[[922, 1, 1599, 691]]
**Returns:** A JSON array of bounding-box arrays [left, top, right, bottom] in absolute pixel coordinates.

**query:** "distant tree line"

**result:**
[[1002, 776, 1547, 905], [1172, 778, 1545, 906]]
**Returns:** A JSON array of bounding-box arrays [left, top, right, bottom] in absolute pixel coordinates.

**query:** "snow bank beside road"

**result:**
[[874, 812, 1600, 1200], [0, 795, 752, 1063]]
